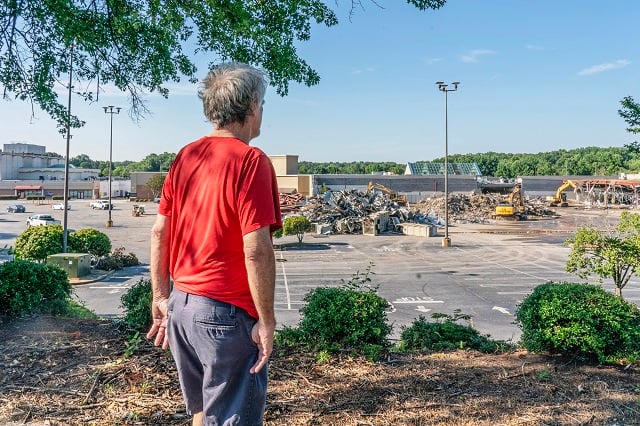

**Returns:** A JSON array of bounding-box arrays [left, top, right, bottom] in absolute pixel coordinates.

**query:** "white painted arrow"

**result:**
[[416, 306, 431, 313], [492, 306, 512, 315]]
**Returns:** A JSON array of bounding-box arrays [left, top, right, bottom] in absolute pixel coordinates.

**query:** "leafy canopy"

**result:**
[[619, 96, 640, 153], [564, 211, 640, 298], [282, 215, 313, 243], [145, 173, 166, 199], [1, 0, 445, 131]]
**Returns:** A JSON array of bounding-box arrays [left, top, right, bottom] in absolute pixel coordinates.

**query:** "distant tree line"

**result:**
[[52, 152, 178, 178], [48, 146, 640, 180], [298, 161, 406, 175], [297, 146, 640, 178]]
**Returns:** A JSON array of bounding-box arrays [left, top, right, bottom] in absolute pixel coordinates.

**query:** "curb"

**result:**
[[69, 270, 116, 285]]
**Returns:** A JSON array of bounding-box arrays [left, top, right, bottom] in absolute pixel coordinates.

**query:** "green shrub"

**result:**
[[273, 227, 283, 239], [0, 260, 71, 316], [277, 263, 391, 360], [282, 215, 313, 243], [516, 282, 640, 363], [69, 228, 111, 256], [398, 311, 513, 354], [120, 278, 153, 332], [14, 225, 63, 262]]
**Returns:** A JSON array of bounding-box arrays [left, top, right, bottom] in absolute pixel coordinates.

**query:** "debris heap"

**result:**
[[299, 189, 411, 234], [284, 190, 557, 235]]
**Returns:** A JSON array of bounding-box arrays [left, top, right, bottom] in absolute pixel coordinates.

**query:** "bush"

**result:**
[[277, 263, 391, 360], [69, 228, 111, 256], [398, 311, 513, 354], [94, 247, 139, 271], [0, 260, 71, 316], [282, 215, 313, 243], [516, 282, 640, 363], [14, 225, 63, 262], [120, 278, 153, 332], [110, 247, 139, 267]]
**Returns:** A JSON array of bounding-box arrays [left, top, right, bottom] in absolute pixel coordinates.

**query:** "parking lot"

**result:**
[[2, 199, 638, 342]]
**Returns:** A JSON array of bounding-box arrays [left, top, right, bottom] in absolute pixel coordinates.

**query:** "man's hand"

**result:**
[[250, 319, 275, 374], [146, 299, 169, 349]]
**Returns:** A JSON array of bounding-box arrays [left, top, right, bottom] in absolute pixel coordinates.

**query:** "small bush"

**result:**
[[120, 278, 153, 332], [282, 215, 313, 243], [94, 247, 139, 271], [69, 228, 112, 257], [398, 311, 513, 354], [516, 282, 640, 363], [14, 225, 64, 262], [110, 247, 139, 267], [0, 260, 71, 316], [277, 263, 391, 360]]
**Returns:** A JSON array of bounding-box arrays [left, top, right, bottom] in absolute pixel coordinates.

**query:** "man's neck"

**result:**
[[209, 123, 251, 144]]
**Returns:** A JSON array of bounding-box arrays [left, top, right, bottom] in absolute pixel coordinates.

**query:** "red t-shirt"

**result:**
[[158, 136, 282, 319]]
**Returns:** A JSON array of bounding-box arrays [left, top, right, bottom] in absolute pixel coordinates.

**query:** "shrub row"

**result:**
[[0, 260, 71, 316], [14, 226, 112, 262]]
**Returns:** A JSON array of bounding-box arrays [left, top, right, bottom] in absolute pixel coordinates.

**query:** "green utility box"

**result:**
[[46, 253, 91, 278]]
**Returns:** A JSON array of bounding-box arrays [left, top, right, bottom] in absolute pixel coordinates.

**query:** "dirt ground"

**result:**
[[1, 316, 639, 426]]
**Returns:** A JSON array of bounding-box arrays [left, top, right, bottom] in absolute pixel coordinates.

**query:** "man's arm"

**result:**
[[243, 226, 276, 374], [146, 214, 172, 349]]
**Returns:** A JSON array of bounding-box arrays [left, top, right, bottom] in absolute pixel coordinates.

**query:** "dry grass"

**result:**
[[1, 316, 639, 425]]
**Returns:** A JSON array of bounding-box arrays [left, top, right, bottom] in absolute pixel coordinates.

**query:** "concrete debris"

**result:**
[[290, 190, 557, 235], [279, 191, 305, 214]]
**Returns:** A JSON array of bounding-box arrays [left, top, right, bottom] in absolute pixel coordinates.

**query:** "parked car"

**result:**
[[52, 202, 71, 210], [7, 204, 26, 213], [26, 214, 61, 227], [90, 199, 113, 210]]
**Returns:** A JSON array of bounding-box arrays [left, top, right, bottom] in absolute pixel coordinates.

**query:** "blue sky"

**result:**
[[2, 0, 640, 163]]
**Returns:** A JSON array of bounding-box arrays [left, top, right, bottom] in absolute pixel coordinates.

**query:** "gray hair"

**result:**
[[198, 62, 267, 128]]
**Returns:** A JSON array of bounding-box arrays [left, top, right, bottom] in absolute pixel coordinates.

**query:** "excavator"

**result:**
[[546, 180, 581, 207], [367, 181, 407, 205], [494, 184, 527, 220]]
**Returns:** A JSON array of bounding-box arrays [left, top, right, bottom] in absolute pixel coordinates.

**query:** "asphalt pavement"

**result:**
[[2, 199, 639, 342]]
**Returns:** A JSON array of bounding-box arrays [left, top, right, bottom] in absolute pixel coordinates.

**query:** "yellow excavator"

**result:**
[[367, 181, 407, 205], [546, 180, 581, 207], [495, 184, 526, 220]]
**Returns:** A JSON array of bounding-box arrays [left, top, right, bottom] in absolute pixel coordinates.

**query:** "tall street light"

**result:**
[[435, 81, 460, 248], [103, 106, 121, 227], [62, 41, 74, 252]]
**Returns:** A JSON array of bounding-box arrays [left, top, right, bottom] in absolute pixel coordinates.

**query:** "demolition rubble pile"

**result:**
[[298, 190, 411, 234], [287, 190, 557, 235]]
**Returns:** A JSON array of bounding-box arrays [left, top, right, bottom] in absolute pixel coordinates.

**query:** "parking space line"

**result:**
[[278, 251, 291, 310]]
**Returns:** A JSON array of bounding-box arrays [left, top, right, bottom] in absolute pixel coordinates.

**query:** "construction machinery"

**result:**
[[367, 181, 407, 205], [494, 184, 527, 220], [546, 180, 581, 207]]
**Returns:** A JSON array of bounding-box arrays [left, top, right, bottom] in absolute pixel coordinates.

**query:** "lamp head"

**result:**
[[452, 82, 460, 89]]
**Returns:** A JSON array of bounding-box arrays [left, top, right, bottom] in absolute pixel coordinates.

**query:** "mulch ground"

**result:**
[[1, 316, 639, 425]]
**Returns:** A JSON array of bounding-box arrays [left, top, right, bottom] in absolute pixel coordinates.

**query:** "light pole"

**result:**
[[435, 81, 460, 248], [103, 105, 121, 227], [62, 42, 74, 252]]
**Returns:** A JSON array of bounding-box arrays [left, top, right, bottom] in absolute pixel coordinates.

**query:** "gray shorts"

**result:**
[[167, 288, 267, 426]]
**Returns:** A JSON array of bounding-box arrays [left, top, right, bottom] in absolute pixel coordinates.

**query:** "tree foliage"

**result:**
[[282, 215, 313, 243], [1, 1, 445, 131], [145, 173, 166, 199], [619, 96, 640, 153], [564, 211, 640, 298]]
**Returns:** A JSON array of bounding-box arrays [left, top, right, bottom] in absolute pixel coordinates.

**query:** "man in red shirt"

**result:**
[[146, 62, 281, 426]]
